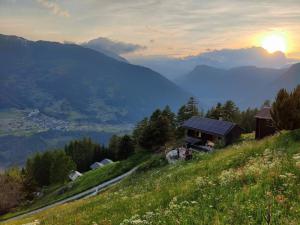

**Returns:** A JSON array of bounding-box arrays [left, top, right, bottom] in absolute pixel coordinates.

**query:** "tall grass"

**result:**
[[4, 130, 300, 225], [0, 152, 149, 221]]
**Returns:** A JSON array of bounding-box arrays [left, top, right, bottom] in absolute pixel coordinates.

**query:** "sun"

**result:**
[[261, 33, 287, 53]]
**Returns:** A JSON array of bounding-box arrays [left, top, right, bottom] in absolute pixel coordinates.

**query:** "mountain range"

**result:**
[[0, 34, 189, 124], [1, 33, 300, 167], [0, 34, 189, 167], [129, 47, 297, 80], [175, 63, 300, 109]]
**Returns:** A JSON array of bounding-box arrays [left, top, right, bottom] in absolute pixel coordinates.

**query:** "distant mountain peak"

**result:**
[[81, 37, 145, 63]]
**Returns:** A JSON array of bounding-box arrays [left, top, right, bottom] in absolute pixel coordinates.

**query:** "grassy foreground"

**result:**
[[0, 153, 149, 221], [4, 130, 300, 225]]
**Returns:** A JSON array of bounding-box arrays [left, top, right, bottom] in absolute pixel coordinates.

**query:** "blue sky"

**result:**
[[1, 0, 299, 58]]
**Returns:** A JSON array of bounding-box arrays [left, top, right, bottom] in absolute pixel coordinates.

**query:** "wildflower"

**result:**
[[292, 153, 300, 160], [285, 172, 296, 178], [279, 174, 287, 179], [266, 191, 272, 197], [275, 194, 286, 204], [219, 169, 237, 185], [195, 176, 208, 187], [23, 220, 40, 225]]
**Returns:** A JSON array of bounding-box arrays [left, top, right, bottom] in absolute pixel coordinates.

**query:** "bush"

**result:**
[[0, 170, 24, 215]]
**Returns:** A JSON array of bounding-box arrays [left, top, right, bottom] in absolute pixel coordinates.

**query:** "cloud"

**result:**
[[82, 37, 146, 55], [128, 47, 299, 79], [36, 0, 70, 18]]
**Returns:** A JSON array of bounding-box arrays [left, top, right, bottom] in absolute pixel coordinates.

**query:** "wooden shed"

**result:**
[[255, 107, 276, 139], [181, 116, 243, 150]]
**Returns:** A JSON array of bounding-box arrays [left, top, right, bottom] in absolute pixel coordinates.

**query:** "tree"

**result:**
[[162, 106, 176, 129], [207, 101, 258, 133], [238, 108, 259, 133], [132, 118, 148, 144], [50, 150, 76, 184], [27, 152, 53, 186], [108, 135, 121, 160], [291, 85, 300, 129], [25, 149, 76, 187], [118, 135, 135, 160], [23, 158, 38, 199], [65, 138, 99, 172], [176, 98, 200, 138], [186, 97, 199, 117], [222, 100, 239, 122], [138, 108, 175, 151], [162, 105, 176, 139], [206, 102, 223, 120], [0, 170, 24, 215], [262, 100, 271, 108], [271, 88, 294, 130], [271, 86, 300, 130]]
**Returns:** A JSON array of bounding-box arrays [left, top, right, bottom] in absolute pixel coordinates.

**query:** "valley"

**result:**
[[1, 1, 300, 224]]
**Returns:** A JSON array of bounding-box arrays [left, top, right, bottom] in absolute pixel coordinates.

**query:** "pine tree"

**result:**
[[185, 97, 199, 117], [50, 150, 76, 184], [132, 117, 148, 144], [291, 85, 300, 129], [222, 100, 239, 122], [207, 102, 223, 120], [138, 108, 175, 151], [108, 135, 121, 160], [118, 135, 135, 160], [271, 88, 293, 130], [65, 138, 101, 172]]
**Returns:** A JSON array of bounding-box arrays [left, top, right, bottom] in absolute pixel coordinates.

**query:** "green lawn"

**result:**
[[3, 130, 300, 225], [0, 152, 149, 221]]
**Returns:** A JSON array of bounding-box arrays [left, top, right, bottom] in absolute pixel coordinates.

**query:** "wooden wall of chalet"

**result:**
[[255, 118, 276, 139], [225, 125, 243, 145]]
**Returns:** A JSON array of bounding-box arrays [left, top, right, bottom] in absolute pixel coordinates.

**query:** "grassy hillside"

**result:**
[[1, 153, 149, 221], [4, 131, 300, 225]]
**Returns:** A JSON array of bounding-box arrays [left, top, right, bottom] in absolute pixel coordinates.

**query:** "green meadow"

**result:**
[[4, 130, 300, 225], [0, 153, 149, 221]]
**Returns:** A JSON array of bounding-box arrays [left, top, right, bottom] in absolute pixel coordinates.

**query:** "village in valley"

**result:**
[[0, 108, 133, 136]]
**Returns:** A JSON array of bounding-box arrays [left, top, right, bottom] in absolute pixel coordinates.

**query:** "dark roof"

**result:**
[[181, 116, 238, 137], [255, 107, 272, 120]]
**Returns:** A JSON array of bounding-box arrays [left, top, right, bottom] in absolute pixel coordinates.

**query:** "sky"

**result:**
[[1, 0, 300, 58]]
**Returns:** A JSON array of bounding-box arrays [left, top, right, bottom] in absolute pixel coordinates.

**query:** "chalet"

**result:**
[[68, 171, 82, 181], [255, 107, 276, 139], [90, 162, 104, 170], [100, 158, 113, 165], [181, 116, 243, 150]]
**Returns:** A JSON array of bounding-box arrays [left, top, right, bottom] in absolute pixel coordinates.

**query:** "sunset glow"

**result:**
[[261, 33, 287, 53]]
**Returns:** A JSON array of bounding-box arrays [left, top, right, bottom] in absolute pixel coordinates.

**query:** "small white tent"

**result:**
[[90, 162, 104, 170], [69, 171, 82, 181], [100, 158, 113, 165]]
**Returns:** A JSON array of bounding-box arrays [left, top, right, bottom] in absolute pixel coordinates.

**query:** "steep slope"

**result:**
[[176, 65, 285, 108], [273, 62, 300, 91], [0, 34, 189, 123], [5, 131, 300, 225], [246, 62, 300, 107]]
